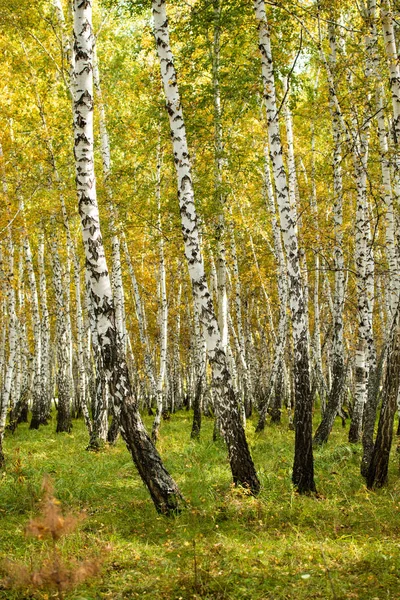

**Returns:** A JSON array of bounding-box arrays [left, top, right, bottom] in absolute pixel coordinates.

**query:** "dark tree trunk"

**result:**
[[107, 414, 119, 445], [255, 384, 272, 432], [111, 361, 181, 513], [0, 438, 4, 470], [56, 392, 72, 434], [361, 347, 385, 477], [270, 368, 283, 424], [29, 415, 40, 430], [366, 319, 400, 489], [30, 389, 48, 429], [222, 386, 260, 492], [17, 399, 29, 424], [292, 342, 316, 493], [313, 354, 345, 446], [191, 374, 203, 439], [30, 404, 48, 430], [9, 392, 29, 433], [244, 394, 252, 419]]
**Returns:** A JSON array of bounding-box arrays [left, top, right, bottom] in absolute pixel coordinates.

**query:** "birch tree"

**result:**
[[254, 0, 316, 493], [72, 0, 181, 514], [152, 0, 260, 494]]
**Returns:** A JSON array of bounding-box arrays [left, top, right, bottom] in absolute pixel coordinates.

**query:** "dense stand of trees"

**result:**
[[1, 0, 400, 512]]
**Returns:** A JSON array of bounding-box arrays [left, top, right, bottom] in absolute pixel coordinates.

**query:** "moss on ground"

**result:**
[[1, 412, 400, 599]]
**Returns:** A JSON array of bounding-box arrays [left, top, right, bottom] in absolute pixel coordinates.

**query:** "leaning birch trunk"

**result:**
[[254, 0, 315, 493], [72, 0, 181, 514], [153, 0, 260, 493]]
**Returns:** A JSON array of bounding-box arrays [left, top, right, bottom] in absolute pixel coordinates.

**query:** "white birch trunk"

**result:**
[[152, 145, 168, 442], [52, 0, 87, 423], [153, 0, 259, 492], [86, 276, 108, 448], [72, 0, 181, 513], [38, 233, 51, 422], [256, 146, 288, 430], [23, 220, 43, 429], [0, 238, 18, 466], [50, 220, 72, 434]]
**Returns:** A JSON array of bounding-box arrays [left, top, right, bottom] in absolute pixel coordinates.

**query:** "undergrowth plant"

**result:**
[[0, 476, 107, 599]]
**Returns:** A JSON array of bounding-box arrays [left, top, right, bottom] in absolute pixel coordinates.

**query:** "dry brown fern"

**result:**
[[1, 476, 108, 599]]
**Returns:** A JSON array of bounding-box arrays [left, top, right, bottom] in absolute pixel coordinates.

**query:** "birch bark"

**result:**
[[73, 0, 181, 513], [93, 45, 127, 352], [38, 233, 52, 422], [0, 238, 18, 467], [361, 0, 397, 473], [50, 222, 72, 434], [153, 0, 259, 493], [52, 0, 87, 423], [212, 0, 228, 354], [348, 56, 374, 445], [23, 222, 44, 429], [152, 145, 168, 442], [366, 305, 400, 489]]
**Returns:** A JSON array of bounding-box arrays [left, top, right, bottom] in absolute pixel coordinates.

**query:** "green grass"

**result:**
[[1, 412, 400, 599]]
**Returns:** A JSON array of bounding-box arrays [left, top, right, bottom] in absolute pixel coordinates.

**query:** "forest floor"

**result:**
[[1, 412, 400, 600]]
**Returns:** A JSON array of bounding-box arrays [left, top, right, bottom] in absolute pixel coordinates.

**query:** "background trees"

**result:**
[[1, 0, 400, 504]]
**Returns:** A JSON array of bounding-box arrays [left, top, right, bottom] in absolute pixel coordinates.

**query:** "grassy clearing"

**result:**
[[1, 412, 400, 599]]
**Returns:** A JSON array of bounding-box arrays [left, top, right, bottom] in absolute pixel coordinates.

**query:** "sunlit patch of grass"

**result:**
[[1, 411, 400, 598]]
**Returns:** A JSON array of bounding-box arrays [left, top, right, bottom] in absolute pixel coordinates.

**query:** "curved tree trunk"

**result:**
[[72, 0, 181, 514]]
